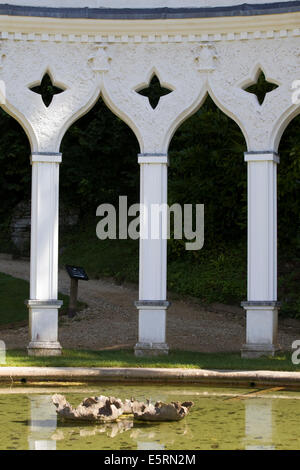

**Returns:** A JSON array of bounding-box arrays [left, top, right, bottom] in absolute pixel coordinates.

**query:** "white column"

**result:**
[[135, 154, 169, 356], [27, 152, 62, 356], [241, 151, 280, 358]]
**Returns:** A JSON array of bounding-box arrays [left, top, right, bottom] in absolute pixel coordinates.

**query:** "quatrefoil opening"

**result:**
[[29, 72, 66, 107], [136, 74, 173, 109], [243, 69, 278, 105]]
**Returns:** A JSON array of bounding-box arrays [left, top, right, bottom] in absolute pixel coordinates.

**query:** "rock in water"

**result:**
[[52, 395, 193, 423], [52, 394, 124, 422], [133, 400, 194, 422]]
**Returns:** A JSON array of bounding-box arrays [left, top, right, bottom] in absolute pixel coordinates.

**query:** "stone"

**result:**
[[52, 394, 194, 423], [52, 394, 124, 422], [133, 400, 194, 422]]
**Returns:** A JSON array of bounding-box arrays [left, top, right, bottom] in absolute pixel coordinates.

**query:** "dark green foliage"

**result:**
[[137, 74, 172, 109], [244, 69, 278, 105], [169, 96, 247, 248], [60, 98, 139, 213], [0, 109, 31, 221], [30, 73, 65, 108], [278, 119, 300, 249]]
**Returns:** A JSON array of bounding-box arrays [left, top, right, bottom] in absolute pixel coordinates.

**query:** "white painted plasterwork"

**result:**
[[0, 36, 298, 153]]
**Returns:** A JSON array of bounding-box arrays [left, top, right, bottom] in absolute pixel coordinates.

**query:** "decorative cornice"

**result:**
[[0, 27, 299, 44], [0, 9, 299, 44]]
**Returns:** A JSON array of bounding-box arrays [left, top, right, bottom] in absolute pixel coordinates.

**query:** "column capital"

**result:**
[[135, 300, 170, 309], [244, 151, 280, 164], [138, 153, 169, 165], [31, 152, 62, 164], [26, 300, 63, 309], [241, 301, 281, 310]]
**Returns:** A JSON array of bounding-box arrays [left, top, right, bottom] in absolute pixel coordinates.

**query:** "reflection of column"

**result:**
[[27, 153, 63, 356], [137, 442, 165, 451], [244, 399, 274, 450], [135, 154, 169, 357], [131, 427, 166, 450], [28, 395, 57, 450], [241, 151, 280, 358]]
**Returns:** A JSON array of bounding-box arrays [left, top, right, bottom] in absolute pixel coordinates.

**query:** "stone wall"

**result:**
[[10, 201, 79, 255]]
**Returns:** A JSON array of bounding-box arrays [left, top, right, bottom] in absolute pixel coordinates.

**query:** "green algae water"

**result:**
[[0, 384, 300, 450]]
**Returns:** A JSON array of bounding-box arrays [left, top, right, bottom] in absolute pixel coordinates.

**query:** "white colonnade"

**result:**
[[0, 1, 298, 357]]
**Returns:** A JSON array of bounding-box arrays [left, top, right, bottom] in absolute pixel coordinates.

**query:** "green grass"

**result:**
[[0, 273, 85, 325], [2, 349, 300, 371]]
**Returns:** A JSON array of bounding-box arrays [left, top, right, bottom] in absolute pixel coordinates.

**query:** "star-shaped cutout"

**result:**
[[29, 72, 65, 107], [243, 69, 278, 105], [136, 75, 173, 109]]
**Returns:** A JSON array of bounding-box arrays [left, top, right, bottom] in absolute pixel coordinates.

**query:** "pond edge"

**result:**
[[1, 367, 300, 388]]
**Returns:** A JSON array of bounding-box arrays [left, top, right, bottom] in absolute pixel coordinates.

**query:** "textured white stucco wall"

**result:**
[[0, 1, 294, 9]]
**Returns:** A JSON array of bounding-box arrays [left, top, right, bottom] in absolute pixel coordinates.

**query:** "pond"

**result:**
[[0, 383, 300, 450]]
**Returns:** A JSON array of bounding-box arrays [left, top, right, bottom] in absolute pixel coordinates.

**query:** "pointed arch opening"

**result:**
[[167, 95, 248, 351], [0, 107, 31, 256], [59, 96, 140, 348], [277, 114, 300, 319]]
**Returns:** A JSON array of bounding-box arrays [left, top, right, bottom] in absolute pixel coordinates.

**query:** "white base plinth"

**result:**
[[27, 300, 63, 356], [134, 342, 169, 357], [241, 343, 279, 358], [135, 301, 169, 356], [241, 302, 280, 358], [27, 341, 62, 356]]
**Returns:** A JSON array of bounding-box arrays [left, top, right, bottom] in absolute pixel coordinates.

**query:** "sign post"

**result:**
[[65, 265, 89, 318]]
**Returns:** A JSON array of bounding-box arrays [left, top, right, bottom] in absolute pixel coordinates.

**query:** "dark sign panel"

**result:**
[[65, 265, 89, 281]]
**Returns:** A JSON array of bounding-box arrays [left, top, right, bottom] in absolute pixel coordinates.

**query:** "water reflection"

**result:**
[[24, 389, 294, 450], [28, 395, 57, 451], [27, 393, 191, 450], [53, 419, 134, 439], [244, 399, 275, 450], [131, 428, 165, 450]]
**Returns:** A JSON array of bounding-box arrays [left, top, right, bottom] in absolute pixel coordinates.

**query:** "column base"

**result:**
[[27, 341, 62, 357], [134, 342, 169, 357], [241, 343, 279, 359], [27, 300, 63, 357], [241, 301, 280, 359]]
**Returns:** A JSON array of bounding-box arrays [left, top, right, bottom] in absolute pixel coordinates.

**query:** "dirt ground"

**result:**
[[1, 258, 300, 353]]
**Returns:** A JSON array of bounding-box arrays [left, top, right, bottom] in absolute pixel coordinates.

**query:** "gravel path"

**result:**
[[1, 258, 300, 352]]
